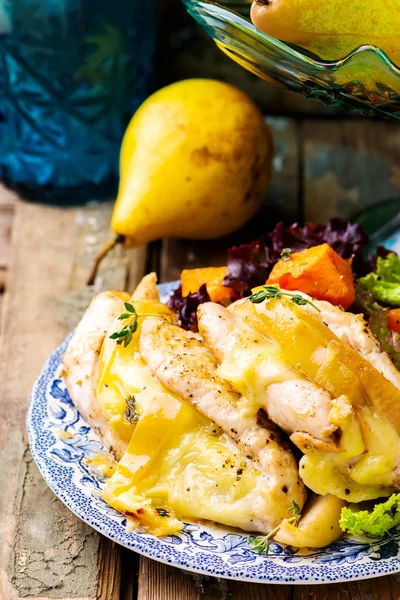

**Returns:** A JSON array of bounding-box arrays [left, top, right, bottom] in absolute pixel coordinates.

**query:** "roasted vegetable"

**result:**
[[224, 218, 368, 297], [267, 244, 355, 309], [181, 266, 234, 305], [275, 494, 346, 548], [388, 308, 400, 335]]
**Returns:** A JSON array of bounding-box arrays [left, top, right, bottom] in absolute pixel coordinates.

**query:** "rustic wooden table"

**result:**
[[1, 116, 400, 600]]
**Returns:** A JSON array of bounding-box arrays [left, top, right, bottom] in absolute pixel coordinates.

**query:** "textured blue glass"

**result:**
[[0, 1, 155, 202]]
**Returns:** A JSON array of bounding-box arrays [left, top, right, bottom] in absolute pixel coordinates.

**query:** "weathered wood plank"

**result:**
[[119, 548, 139, 600], [137, 559, 197, 600], [96, 539, 122, 600], [229, 583, 292, 599], [0, 203, 13, 269], [0, 184, 18, 206], [0, 198, 14, 329], [293, 574, 400, 600], [0, 201, 99, 600], [265, 117, 301, 223], [302, 120, 400, 223], [0, 195, 147, 599]]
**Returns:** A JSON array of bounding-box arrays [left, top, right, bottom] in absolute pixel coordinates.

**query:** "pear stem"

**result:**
[[86, 234, 126, 286]]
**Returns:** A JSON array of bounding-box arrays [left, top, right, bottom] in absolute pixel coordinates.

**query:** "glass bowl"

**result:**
[[183, 0, 400, 120]]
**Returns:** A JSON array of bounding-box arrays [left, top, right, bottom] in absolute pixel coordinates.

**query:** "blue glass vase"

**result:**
[[0, 1, 155, 203]]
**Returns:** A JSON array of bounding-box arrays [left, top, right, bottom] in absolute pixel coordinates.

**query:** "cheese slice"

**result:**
[[102, 390, 277, 535], [99, 299, 282, 536], [230, 297, 400, 502], [97, 300, 175, 448]]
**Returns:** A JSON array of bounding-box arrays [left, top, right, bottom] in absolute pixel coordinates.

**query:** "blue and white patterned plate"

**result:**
[[27, 282, 400, 584]]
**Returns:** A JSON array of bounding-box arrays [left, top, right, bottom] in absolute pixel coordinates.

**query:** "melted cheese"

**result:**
[[217, 333, 297, 419], [97, 300, 174, 446], [102, 382, 278, 535], [99, 300, 281, 536], [300, 401, 399, 501], [230, 298, 400, 501]]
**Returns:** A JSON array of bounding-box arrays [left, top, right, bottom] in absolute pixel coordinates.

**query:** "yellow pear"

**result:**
[[251, 0, 400, 66], [111, 79, 273, 246]]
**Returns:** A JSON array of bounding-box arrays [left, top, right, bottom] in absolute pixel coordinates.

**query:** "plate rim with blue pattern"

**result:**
[[27, 281, 400, 584]]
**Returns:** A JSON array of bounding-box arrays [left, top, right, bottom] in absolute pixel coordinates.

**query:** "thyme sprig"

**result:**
[[249, 286, 321, 313], [110, 302, 161, 347], [248, 501, 301, 555], [124, 395, 140, 424], [287, 500, 301, 525], [280, 248, 293, 261]]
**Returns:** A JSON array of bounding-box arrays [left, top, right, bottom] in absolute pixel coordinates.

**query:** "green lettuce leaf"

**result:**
[[359, 254, 400, 307], [376, 253, 400, 284], [356, 253, 400, 369], [358, 272, 378, 293], [340, 494, 400, 537], [373, 282, 400, 307]]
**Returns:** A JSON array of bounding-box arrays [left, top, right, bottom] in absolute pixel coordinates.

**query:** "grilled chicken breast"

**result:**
[[221, 292, 400, 501], [139, 316, 307, 525], [62, 290, 130, 457], [63, 273, 158, 459], [198, 302, 338, 445]]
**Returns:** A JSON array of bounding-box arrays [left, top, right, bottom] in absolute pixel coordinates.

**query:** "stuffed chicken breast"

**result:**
[[202, 292, 400, 503], [66, 274, 305, 537]]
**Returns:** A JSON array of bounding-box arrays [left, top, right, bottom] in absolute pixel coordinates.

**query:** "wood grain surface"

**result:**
[[0, 117, 399, 599]]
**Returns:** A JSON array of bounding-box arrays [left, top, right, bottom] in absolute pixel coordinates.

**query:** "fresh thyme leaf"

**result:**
[[124, 395, 139, 423], [280, 248, 293, 261], [118, 312, 132, 320], [124, 302, 136, 314], [248, 500, 302, 554], [248, 290, 270, 304], [248, 535, 270, 554], [124, 331, 133, 347], [248, 286, 321, 313], [110, 305, 165, 347], [288, 500, 301, 525], [290, 295, 308, 306], [110, 329, 129, 339], [263, 285, 283, 298]]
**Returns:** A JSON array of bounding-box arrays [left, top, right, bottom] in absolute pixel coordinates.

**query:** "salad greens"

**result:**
[[368, 310, 400, 370], [356, 253, 400, 370], [340, 494, 400, 537], [168, 218, 369, 330], [359, 254, 400, 306]]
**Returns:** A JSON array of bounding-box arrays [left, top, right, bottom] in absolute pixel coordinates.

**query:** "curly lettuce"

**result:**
[[359, 254, 400, 307], [340, 494, 400, 537], [356, 253, 400, 369]]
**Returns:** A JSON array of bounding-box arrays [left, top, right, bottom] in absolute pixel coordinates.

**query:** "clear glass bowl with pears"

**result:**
[[183, 0, 400, 121]]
